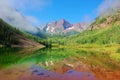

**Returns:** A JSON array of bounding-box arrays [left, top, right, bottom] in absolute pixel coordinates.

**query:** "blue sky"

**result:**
[[22, 0, 104, 24], [1, 0, 120, 26], [0, 0, 119, 32]]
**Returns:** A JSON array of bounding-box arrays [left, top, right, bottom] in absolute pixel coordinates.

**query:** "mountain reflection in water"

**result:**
[[20, 65, 97, 80]]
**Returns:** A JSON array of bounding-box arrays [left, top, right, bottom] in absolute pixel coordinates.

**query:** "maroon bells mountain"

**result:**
[[40, 19, 88, 35]]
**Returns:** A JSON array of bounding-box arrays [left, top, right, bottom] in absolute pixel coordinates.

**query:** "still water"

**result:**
[[0, 47, 119, 80]]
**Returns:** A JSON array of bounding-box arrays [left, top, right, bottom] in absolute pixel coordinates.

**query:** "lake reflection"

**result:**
[[1, 47, 119, 80], [20, 65, 97, 80]]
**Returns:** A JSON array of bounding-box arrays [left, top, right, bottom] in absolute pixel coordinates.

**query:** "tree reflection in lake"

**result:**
[[0, 47, 120, 80]]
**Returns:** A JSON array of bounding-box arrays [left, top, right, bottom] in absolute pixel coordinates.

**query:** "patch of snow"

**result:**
[[46, 26, 50, 31], [67, 26, 74, 30], [51, 27, 55, 33]]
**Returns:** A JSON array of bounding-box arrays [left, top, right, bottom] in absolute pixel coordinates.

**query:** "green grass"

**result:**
[[116, 47, 120, 53], [110, 53, 120, 62], [45, 23, 120, 47]]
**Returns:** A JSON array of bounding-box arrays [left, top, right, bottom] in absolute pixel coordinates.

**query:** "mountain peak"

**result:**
[[40, 19, 88, 35], [61, 19, 66, 21], [59, 19, 67, 24], [57, 19, 72, 30]]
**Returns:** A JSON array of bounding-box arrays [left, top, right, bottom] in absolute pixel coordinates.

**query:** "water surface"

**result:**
[[0, 47, 120, 80]]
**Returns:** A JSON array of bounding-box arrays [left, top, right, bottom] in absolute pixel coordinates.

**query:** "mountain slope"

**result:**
[[0, 6, 38, 34], [0, 7, 48, 39], [0, 19, 43, 47], [65, 10, 120, 45], [89, 10, 120, 30]]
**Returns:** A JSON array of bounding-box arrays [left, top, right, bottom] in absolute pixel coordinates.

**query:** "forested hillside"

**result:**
[[0, 19, 42, 47]]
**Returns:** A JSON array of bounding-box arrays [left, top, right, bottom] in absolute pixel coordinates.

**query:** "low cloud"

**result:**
[[0, 0, 51, 33], [97, 0, 120, 16], [0, 6, 39, 33], [82, 15, 92, 27], [82, 0, 120, 26], [26, 16, 40, 26]]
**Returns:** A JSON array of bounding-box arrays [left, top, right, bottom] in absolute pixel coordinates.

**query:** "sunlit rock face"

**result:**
[[40, 19, 88, 35]]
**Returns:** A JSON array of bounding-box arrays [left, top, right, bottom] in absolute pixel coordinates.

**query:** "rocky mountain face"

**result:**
[[40, 19, 88, 35], [89, 10, 120, 30]]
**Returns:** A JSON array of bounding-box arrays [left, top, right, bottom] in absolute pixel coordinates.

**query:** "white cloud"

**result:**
[[12, 0, 52, 12], [97, 0, 120, 16], [26, 16, 40, 26], [0, 7, 38, 33], [0, 0, 51, 33]]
